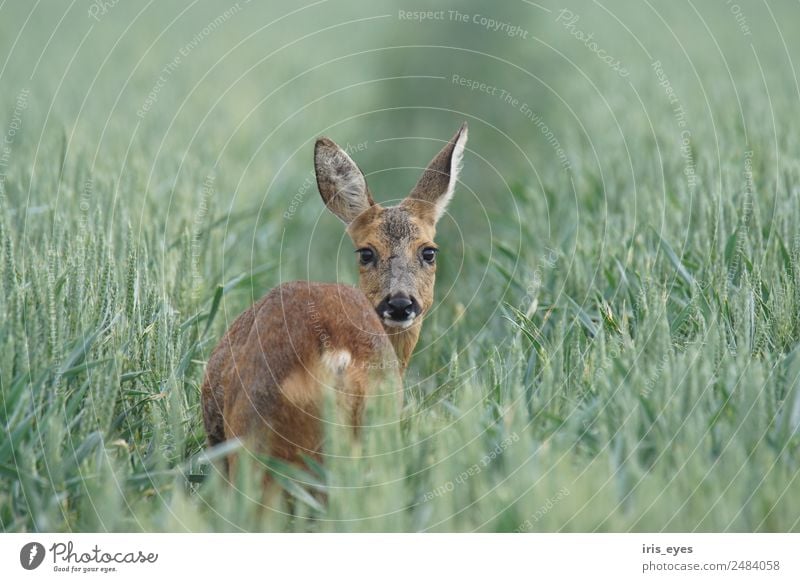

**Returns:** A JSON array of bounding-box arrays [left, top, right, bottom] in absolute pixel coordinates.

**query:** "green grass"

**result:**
[[1, 0, 799, 531]]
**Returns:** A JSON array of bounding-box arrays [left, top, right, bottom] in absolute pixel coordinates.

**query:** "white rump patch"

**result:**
[[322, 349, 352, 374]]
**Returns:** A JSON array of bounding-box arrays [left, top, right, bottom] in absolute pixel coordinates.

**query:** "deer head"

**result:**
[[314, 123, 468, 368]]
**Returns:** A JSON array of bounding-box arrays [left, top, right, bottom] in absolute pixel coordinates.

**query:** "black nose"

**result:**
[[387, 295, 413, 317], [380, 293, 419, 321]]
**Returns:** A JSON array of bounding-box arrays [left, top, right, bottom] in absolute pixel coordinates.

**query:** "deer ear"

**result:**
[[315, 137, 375, 224], [404, 122, 468, 224]]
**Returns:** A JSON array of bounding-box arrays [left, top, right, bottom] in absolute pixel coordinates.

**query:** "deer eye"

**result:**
[[356, 247, 375, 265], [421, 247, 438, 264]]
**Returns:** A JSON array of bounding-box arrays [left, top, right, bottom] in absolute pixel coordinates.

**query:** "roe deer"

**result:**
[[201, 122, 468, 474]]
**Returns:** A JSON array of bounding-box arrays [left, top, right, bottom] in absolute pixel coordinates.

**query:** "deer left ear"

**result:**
[[315, 137, 375, 225], [404, 122, 468, 224]]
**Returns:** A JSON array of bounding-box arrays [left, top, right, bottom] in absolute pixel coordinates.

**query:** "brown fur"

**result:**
[[201, 123, 468, 478], [346, 204, 438, 370]]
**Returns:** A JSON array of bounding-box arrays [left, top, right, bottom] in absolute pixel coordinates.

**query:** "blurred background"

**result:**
[[2, 0, 797, 298], [2, 0, 800, 532], [2, 0, 798, 324]]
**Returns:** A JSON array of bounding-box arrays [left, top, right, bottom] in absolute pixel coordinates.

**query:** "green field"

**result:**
[[1, 0, 799, 532]]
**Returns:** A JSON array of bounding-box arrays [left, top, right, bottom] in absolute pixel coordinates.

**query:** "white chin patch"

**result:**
[[382, 314, 416, 329]]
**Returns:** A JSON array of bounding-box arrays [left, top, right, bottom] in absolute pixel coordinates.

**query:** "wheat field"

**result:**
[[1, 0, 799, 532]]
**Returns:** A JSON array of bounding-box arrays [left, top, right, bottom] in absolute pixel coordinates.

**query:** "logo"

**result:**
[[20, 542, 46, 570]]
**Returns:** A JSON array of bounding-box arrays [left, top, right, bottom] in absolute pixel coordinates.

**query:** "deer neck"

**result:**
[[384, 322, 421, 373]]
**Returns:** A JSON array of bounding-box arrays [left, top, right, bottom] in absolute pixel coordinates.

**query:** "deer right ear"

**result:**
[[402, 122, 468, 225], [315, 137, 375, 224]]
